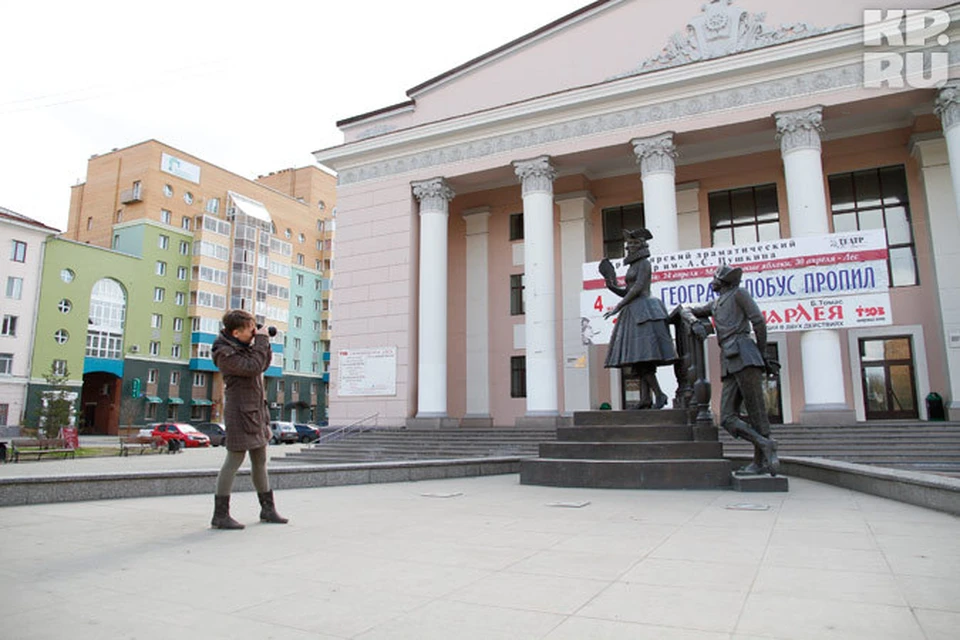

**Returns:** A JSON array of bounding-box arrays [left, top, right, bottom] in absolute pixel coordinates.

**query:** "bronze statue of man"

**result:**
[[681, 264, 780, 475]]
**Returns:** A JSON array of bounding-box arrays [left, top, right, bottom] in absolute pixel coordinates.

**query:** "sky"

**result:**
[[1, 0, 589, 231]]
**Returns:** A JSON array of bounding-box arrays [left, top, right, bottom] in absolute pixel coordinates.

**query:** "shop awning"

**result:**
[[191, 398, 213, 406], [144, 396, 162, 404], [167, 397, 184, 405]]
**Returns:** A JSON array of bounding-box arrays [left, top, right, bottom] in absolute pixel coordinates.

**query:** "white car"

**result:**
[[269, 421, 299, 444]]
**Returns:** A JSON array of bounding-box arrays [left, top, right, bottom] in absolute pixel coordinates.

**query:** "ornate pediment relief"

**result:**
[[613, 0, 851, 79]]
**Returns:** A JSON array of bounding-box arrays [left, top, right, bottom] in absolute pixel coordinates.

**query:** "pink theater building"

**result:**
[[315, 0, 960, 428]]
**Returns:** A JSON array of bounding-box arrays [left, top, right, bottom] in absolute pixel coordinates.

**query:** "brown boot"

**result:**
[[211, 495, 244, 530], [258, 490, 289, 524]]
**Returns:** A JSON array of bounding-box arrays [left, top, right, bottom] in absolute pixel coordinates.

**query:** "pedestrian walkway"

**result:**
[[2, 473, 958, 639]]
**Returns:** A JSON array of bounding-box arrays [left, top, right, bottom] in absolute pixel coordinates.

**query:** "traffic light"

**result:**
[[131, 378, 141, 397]]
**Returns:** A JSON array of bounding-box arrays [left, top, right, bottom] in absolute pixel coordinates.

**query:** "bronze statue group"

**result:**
[[600, 229, 780, 476]]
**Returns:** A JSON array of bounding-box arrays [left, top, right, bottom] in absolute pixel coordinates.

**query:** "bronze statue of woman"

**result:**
[[600, 228, 677, 409]]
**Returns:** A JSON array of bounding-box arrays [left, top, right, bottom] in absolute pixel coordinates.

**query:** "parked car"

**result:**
[[294, 423, 321, 443], [148, 422, 210, 448], [269, 421, 299, 445], [195, 422, 227, 446]]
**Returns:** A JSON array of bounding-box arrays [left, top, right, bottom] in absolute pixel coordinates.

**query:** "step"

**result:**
[[557, 426, 693, 442], [573, 409, 692, 427], [538, 441, 723, 460], [519, 458, 732, 489]]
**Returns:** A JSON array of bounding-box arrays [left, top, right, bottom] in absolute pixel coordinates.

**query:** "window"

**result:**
[[60, 269, 75, 283], [315, 259, 322, 270], [163, 184, 173, 197], [601, 203, 645, 258], [285, 228, 292, 239], [292, 381, 300, 394], [293, 359, 300, 370], [173, 317, 183, 332], [510, 274, 525, 316], [181, 216, 191, 230], [510, 356, 526, 398], [86, 217, 93, 230], [179, 240, 189, 255], [52, 359, 67, 376], [829, 165, 917, 287], [151, 314, 163, 329], [708, 183, 780, 247], [313, 320, 320, 332], [158, 235, 169, 249], [87, 278, 125, 359], [509, 213, 524, 241], [193, 372, 207, 387], [0, 316, 14, 337], [314, 300, 321, 311], [183, 192, 194, 205], [116, 210, 123, 223], [132, 180, 142, 200], [316, 239, 323, 251], [112, 235, 120, 249], [313, 340, 320, 353], [171, 344, 181, 359], [54, 329, 69, 344], [145, 403, 158, 420], [296, 274, 304, 286], [11, 240, 27, 262], [293, 337, 301, 350], [147, 368, 158, 383], [58, 299, 72, 313], [154, 287, 165, 302], [177, 266, 187, 280], [294, 317, 302, 329], [156, 261, 167, 276], [5, 277, 23, 300], [206, 198, 220, 214], [161, 209, 172, 225], [166, 405, 178, 420], [295, 295, 303, 308], [149, 341, 160, 356], [277, 380, 285, 393], [170, 371, 180, 386], [175, 292, 185, 306], [0, 354, 12, 374], [297, 253, 305, 266]]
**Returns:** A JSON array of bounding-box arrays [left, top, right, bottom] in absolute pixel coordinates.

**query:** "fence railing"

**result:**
[[314, 413, 380, 445]]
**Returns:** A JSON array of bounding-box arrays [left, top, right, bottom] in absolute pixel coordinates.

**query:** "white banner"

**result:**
[[160, 152, 201, 184], [337, 347, 397, 397], [580, 230, 892, 344]]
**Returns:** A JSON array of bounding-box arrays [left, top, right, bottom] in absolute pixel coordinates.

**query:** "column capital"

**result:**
[[774, 106, 824, 154], [631, 132, 677, 176], [934, 82, 960, 132], [412, 177, 455, 213], [513, 156, 556, 197]]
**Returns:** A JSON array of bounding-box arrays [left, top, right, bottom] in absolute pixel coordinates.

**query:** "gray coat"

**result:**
[[212, 330, 271, 451], [683, 286, 767, 379]]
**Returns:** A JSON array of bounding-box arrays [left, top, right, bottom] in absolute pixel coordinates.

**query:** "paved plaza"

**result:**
[[1, 452, 959, 639]]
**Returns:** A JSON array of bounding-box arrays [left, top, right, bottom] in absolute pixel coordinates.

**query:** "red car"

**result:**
[[149, 422, 211, 448]]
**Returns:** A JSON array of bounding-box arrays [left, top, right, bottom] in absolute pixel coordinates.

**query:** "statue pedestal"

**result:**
[[520, 409, 732, 490], [731, 473, 789, 492]]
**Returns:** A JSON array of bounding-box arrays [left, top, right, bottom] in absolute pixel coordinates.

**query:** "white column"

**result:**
[[632, 132, 680, 252], [935, 83, 960, 226], [513, 156, 559, 419], [461, 207, 493, 426], [557, 191, 595, 414], [632, 133, 681, 405], [412, 177, 454, 420], [775, 106, 852, 424]]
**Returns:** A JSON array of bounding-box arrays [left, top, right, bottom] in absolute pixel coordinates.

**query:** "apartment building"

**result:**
[[32, 140, 335, 434], [0, 207, 59, 428]]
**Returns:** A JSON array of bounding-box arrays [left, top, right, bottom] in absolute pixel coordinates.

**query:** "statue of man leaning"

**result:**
[[680, 263, 781, 476]]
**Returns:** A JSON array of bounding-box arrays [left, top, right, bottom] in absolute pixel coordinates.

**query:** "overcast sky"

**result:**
[[1, 0, 588, 230]]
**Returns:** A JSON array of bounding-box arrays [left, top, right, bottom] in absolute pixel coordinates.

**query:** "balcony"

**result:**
[[120, 187, 143, 204]]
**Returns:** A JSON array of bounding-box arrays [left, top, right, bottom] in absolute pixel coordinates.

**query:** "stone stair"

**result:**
[[719, 422, 960, 476], [519, 409, 732, 489], [274, 428, 555, 464]]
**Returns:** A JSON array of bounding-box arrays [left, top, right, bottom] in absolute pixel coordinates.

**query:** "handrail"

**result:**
[[315, 413, 379, 445]]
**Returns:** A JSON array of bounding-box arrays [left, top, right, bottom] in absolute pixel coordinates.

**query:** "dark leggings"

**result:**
[[216, 447, 269, 496]]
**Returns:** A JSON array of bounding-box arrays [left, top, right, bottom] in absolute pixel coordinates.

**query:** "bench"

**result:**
[[119, 435, 165, 456], [11, 438, 77, 463]]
